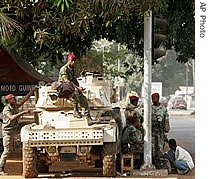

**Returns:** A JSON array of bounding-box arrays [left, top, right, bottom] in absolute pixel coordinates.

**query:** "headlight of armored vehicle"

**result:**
[[89, 92, 96, 101]]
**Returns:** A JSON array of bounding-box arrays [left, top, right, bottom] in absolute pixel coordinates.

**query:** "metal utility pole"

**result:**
[[117, 43, 121, 106], [192, 59, 195, 94], [185, 62, 189, 102], [142, 10, 155, 169]]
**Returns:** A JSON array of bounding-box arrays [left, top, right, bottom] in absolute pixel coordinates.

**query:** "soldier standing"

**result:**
[[0, 87, 37, 175], [151, 93, 170, 168], [124, 95, 142, 126]]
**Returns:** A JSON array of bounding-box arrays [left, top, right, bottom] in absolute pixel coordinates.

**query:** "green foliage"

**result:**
[[55, 0, 72, 12], [152, 50, 193, 96], [163, 0, 195, 63], [0, 7, 23, 39], [0, 0, 194, 74]]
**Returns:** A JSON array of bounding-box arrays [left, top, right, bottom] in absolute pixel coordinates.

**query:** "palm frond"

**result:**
[[0, 8, 23, 40]]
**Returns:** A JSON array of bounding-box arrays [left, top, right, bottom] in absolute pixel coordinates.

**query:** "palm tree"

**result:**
[[0, 8, 23, 40]]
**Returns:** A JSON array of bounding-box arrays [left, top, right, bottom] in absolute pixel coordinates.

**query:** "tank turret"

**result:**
[[78, 72, 111, 107]]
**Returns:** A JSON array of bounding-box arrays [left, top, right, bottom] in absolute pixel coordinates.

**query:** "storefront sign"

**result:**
[[0, 82, 38, 96]]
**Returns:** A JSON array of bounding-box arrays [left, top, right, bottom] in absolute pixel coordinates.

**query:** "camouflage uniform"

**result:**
[[121, 124, 144, 154], [121, 123, 144, 169], [151, 104, 170, 158], [135, 123, 145, 168], [0, 103, 31, 171], [136, 124, 145, 143], [125, 104, 142, 125], [58, 63, 90, 116]]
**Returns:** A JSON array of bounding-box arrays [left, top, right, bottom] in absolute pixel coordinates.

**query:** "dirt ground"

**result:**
[[1, 148, 195, 179]]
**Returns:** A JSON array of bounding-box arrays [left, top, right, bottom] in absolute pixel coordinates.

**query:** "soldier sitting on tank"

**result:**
[[58, 53, 93, 122], [121, 116, 144, 169]]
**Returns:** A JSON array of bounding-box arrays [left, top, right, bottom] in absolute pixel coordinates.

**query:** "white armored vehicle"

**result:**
[[21, 71, 122, 178]]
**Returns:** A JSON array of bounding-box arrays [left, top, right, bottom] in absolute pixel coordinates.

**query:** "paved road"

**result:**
[[167, 109, 195, 179], [168, 109, 195, 158]]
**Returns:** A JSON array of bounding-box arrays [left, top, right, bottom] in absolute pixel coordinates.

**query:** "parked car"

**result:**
[[172, 99, 187, 110], [168, 95, 183, 109]]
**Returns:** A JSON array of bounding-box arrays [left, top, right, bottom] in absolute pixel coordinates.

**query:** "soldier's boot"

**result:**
[[0, 167, 8, 175], [87, 115, 96, 125], [83, 107, 94, 125], [84, 112, 95, 125], [73, 105, 82, 118]]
